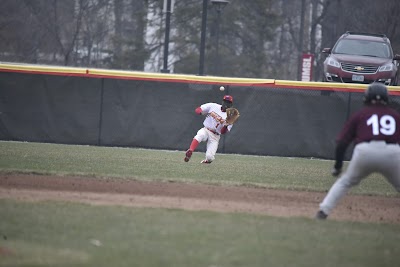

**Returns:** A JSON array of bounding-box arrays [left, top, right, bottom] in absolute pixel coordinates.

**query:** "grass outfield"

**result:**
[[1, 141, 400, 267], [0, 141, 397, 195], [1, 199, 399, 267]]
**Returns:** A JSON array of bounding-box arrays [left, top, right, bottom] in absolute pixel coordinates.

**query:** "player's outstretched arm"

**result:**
[[221, 126, 228, 134], [225, 108, 240, 125]]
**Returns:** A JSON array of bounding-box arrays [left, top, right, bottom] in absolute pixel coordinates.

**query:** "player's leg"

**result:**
[[318, 143, 372, 217], [185, 128, 208, 162], [201, 134, 220, 164], [380, 144, 400, 192]]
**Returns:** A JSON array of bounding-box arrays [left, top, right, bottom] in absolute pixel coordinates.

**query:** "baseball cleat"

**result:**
[[184, 149, 193, 162], [200, 159, 212, 164], [315, 210, 328, 220]]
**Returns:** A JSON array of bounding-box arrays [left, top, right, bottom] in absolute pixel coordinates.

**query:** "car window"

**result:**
[[333, 39, 392, 58]]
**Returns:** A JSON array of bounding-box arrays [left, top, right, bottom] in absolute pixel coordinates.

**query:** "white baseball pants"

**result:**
[[194, 127, 221, 162]]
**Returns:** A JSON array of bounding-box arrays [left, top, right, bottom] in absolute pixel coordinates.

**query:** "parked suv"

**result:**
[[322, 31, 400, 85]]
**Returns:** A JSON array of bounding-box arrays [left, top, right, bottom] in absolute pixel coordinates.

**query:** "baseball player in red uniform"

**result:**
[[316, 83, 400, 219], [184, 95, 234, 164]]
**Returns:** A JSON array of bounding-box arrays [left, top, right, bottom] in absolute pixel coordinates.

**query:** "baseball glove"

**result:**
[[225, 108, 240, 125]]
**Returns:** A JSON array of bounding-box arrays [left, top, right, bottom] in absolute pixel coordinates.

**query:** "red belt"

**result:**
[[206, 128, 219, 135]]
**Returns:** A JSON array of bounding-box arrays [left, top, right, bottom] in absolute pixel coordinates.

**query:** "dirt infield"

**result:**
[[1, 173, 399, 224]]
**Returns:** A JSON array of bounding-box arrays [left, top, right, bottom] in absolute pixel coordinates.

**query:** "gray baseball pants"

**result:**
[[319, 141, 400, 215]]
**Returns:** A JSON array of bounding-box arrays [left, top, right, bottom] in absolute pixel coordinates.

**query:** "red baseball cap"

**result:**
[[223, 95, 233, 103]]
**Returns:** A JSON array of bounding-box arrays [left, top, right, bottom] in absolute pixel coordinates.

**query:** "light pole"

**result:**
[[211, 0, 229, 76], [198, 0, 208, 76], [161, 0, 173, 73]]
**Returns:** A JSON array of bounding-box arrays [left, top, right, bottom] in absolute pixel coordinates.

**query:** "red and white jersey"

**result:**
[[200, 103, 233, 134]]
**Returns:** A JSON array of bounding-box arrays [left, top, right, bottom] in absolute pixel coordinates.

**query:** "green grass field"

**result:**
[[0, 141, 397, 195], [1, 141, 399, 267]]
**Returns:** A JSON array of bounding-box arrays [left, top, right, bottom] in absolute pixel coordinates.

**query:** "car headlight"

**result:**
[[378, 63, 393, 72], [326, 57, 340, 68]]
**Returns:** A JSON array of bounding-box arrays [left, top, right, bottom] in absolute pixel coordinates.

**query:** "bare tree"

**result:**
[[309, 0, 331, 81], [76, 0, 113, 67], [111, 0, 150, 70], [1, 0, 399, 80], [21, 0, 87, 66]]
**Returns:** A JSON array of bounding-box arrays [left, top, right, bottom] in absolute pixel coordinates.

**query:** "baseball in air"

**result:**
[[219, 86, 225, 91]]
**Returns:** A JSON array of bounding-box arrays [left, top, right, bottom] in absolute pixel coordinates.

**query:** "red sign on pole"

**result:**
[[301, 53, 314, 81]]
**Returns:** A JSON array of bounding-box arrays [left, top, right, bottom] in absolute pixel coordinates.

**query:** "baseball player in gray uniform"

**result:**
[[184, 95, 234, 164], [316, 83, 400, 219]]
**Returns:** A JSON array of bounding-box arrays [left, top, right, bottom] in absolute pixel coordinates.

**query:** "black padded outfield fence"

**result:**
[[1, 63, 400, 159]]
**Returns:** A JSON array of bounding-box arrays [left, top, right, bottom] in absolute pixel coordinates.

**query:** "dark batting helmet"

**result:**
[[364, 83, 389, 104]]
